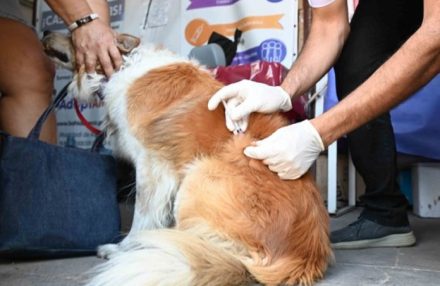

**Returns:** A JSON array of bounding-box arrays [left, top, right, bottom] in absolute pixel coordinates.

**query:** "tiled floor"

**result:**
[[318, 209, 440, 286], [1, 207, 440, 286]]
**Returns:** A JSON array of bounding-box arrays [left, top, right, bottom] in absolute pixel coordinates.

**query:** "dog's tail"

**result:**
[[244, 250, 332, 286], [85, 229, 253, 286]]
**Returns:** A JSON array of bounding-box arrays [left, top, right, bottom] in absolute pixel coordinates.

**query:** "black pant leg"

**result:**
[[334, 0, 423, 226]]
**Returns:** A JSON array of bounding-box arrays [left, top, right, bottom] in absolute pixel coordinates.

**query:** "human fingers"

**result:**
[[108, 44, 122, 71], [225, 116, 248, 133], [98, 48, 115, 77], [84, 52, 98, 74], [262, 154, 283, 168], [224, 97, 249, 132], [278, 170, 301, 180], [225, 111, 236, 132], [75, 49, 85, 71], [243, 139, 275, 160], [276, 159, 303, 180], [72, 29, 90, 72], [208, 82, 245, 110], [99, 29, 122, 76], [235, 116, 248, 132], [228, 99, 258, 121]]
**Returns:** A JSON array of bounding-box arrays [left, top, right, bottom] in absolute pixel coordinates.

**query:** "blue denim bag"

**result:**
[[0, 85, 121, 259]]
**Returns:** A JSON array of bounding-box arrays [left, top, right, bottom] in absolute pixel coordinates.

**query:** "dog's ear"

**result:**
[[116, 34, 141, 54]]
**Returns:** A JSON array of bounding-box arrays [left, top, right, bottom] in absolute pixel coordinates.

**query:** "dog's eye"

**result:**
[[46, 49, 69, 63]]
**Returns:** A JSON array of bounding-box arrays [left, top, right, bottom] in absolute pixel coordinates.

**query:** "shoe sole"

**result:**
[[332, 231, 416, 249]]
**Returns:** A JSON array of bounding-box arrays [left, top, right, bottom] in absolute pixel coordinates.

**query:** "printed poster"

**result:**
[[35, 0, 299, 148], [182, 0, 298, 68]]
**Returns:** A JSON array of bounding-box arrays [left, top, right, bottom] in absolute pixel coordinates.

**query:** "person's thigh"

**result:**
[[335, 0, 423, 98], [0, 18, 54, 97], [0, 18, 56, 142]]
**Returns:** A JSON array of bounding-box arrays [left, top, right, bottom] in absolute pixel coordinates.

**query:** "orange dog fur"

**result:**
[[42, 32, 332, 286]]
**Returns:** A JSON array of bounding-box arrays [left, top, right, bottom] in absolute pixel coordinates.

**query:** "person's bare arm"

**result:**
[[44, 0, 97, 24], [281, 0, 350, 98], [44, 0, 122, 76], [312, 0, 440, 147]]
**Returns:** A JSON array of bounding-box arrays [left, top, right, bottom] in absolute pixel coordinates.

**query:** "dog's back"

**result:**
[[120, 61, 289, 168], [99, 60, 332, 285]]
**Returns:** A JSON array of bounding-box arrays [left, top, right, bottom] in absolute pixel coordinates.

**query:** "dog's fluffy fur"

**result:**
[[43, 32, 332, 286]]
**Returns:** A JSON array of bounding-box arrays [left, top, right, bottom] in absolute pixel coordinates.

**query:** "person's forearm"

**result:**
[[86, 0, 110, 24], [44, 0, 110, 26], [45, 0, 119, 76], [312, 12, 440, 147], [281, 0, 350, 98]]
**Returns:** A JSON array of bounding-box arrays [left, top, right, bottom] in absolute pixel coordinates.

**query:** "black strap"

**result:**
[[91, 131, 107, 153], [27, 82, 70, 141], [26, 82, 107, 153]]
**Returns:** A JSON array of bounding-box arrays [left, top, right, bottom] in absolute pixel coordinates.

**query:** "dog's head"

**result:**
[[42, 31, 140, 101], [42, 31, 75, 69], [41, 31, 141, 72]]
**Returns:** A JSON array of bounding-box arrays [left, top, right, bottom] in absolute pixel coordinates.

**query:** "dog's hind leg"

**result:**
[[98, 154, 179, 259], [131, 155, 179, 230]]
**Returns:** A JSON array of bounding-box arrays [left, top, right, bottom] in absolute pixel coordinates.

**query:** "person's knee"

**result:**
[[21, 38, 56, 94], [10, 51, 55, 105], [33, 55, 56, 94]]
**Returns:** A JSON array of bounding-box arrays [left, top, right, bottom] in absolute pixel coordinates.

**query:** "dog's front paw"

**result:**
[[97, 243, 121, 259]]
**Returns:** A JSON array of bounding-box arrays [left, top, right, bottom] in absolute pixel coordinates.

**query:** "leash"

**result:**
[[57, 81, 104, 135], [73, 98, 103, 135]]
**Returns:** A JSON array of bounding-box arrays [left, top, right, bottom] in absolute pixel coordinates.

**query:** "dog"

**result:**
[[42, 32, 332, 286]]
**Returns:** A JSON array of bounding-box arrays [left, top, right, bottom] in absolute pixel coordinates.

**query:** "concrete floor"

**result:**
[[1, 207, 440, 286]]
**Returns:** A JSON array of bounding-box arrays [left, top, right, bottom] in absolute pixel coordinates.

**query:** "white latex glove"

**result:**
[[244, 120, 325, 180], [208, 80, 292, 132]]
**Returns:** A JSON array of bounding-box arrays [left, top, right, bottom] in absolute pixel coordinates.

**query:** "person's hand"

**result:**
[[71, 20, 122, 77], [208, 80, 292, 132], [244, 120, 325, 180]]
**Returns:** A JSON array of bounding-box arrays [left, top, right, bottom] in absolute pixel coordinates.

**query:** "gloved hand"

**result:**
[[244, 120, 325, 180], [208, 80, 292, 132]]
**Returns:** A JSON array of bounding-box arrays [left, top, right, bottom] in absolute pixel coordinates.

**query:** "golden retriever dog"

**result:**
[[42, 32, 332, 286]]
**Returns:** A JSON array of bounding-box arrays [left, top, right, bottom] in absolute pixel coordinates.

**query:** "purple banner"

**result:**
[[187, 0, 240, 10], [232, 47, 260, 66]]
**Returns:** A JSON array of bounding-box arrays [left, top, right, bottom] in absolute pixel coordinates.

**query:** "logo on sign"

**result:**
[[259, 39, 286, 62]]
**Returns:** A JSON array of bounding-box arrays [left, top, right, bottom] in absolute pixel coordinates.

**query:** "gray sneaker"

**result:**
[[331, 217, 416, 249]]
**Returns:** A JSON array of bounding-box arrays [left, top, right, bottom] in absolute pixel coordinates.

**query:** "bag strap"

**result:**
[[27, 81, 109, 153], [91, 131, 108, 153], [27, 82, 70, 140]]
